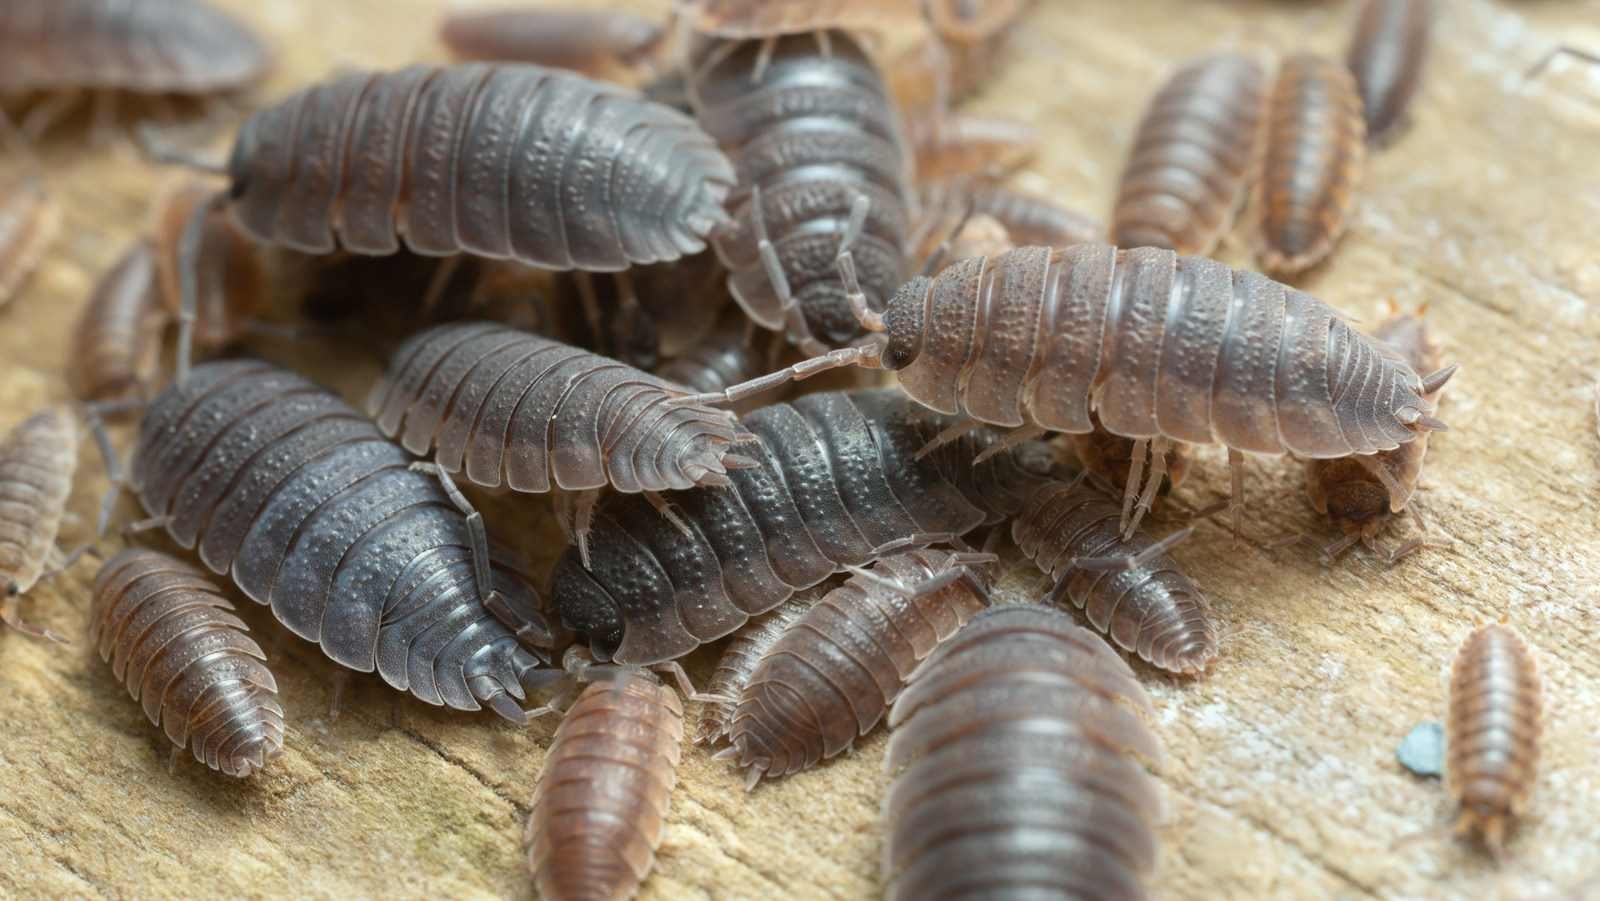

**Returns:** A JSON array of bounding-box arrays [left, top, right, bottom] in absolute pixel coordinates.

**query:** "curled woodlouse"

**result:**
[[696, 592, 819, 745], [1250, 52, 1366, 275], [1110, 52, 1266, 256], [883, 604, 1163, 901], [440, 8, 664, 87], [0, 405, 78, 644], [72, 240, 168, 406], [122, 359, 558, 721], [689, 28, 912, 353], [688, 0, 922, 39], [0, 173, 60, 310], [547, 387, 1055, 665], [89, 548, 284, 777], [713, 548, 995, 787], [1013, 475, 1216, 674], [1346, 0, 1435, 147]]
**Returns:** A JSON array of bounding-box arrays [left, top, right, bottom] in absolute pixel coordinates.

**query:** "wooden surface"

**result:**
[[2, 0, 1599, 898]]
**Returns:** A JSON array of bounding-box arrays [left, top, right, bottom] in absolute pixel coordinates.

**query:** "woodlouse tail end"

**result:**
[[1419, 364, 1458, 397]]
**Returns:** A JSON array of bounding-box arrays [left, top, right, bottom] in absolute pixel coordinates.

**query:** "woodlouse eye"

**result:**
[[885, 346, 912, 370]]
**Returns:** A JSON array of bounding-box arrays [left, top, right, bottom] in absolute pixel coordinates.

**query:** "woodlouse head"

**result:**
[[879, 277, 931, 371]]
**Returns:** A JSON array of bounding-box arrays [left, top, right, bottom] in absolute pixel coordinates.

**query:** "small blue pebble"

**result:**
[[1397, 722, 1445, 777]]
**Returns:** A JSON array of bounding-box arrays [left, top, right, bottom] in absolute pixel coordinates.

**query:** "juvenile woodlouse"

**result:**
[[1250, 52, 1367, 275], [696, 592, 819, 745], [72, 240, 168, 406], [122, 359, 558, 721], [439, 8, 664, 87], [712, 548, 995, 787], [0, 173, 59, 310], [1346, 0, 1435, 147], [547, 387, 1055, 665], [0, 405, 78, 644], [1014, 475, 1216, 674], [883, 604, 1163, 901], [89, 548, 284, 777], [1110, 52, 1266, 256]]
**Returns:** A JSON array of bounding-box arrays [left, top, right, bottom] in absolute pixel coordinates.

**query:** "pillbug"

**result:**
[[440, 8, 664, 87], [1346, 0, 1435, 147], [883, 604, 1163, 901], [0, 173, 59, 310], [71, 240, 169, 407], [89, 548, 283, 777], [0, 405, 78, 644]]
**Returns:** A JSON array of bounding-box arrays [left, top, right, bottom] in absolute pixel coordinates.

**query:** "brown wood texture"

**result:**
[[1, 0, 1599, 898]]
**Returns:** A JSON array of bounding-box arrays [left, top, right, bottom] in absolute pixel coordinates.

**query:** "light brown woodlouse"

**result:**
[[439, 7, 665, 88], [1250, 52, 1367, 275], [1346, 0, 1435, 147], [0, 173, 60, 310], [710, 548, 995, 787], [89, 548, 284, 777], [0, 405, 78, 644], [72, 239, 168, 406], [1110, 52, 1267, 256], [883, 604, 1163, 901], [696, 592, 820, 745]]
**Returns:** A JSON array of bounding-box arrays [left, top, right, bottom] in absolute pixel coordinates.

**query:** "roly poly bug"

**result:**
[[688, 28, 913, 353], [71, 240, 169, 407], [696, 592, 820, 745], [1110, 52, 1266, 256], [712, 547, 995, 787], [1250, 52, 1366, 275], [439, 7, 665, 87], [119, 359, 559, 721], [547, 387, 1055, 665], [0, 405, 79, 644], [1346, 0, 1435, 147], [1013, 475, 1217, 674], [882, 603, 1163, 901], [0, 173, 60, 310], [89, 547, 284, 777]]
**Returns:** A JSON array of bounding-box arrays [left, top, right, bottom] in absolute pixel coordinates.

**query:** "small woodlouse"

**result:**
[[547, 387, 1055, 665], [1014, 476, 1217, 674], [711, 548, 995, 787], [1346, 0, 1435, 147], [72, 239, 168, 406], [123, 359, 558, 721], [90, 548, 284, 777], [1110, 52, 1266, 256], [1250, 52, 1367, 275], [883, 604, 1164, 901], [152, 182, 263, 349], [696, 592, 819, 746], [0, 173, 59, 310], [0, 405, 78, 644], [439, 7, 664, 88]]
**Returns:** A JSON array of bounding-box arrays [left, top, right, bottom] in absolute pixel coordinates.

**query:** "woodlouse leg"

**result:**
[[118, 517, 172, 546], [420, 255, 467, 313], [865, 533, 961, 558], [174, 192, 228, 385], [1227, 448, 1248, 543], [1119, 438, 1149, 533], [1071, 527, 1194, 572], [85, 403, 126, 538], [134, 122, 229, 174], [750, 36, 779, 84], [1364, 533, 1455, 563], [971, 424, 1047, 465], [574, 489, 601, 570], [168, 746, 183, 777], [1126, 436, 1171, 537], [913, 192, 975, 278], [1, 584, 71, 645], [525, 677, 581, 719], [329, 671, 349, 720], [409, 462, 497, 607], [1526, 45, 1600, 80], [37, 543, 97, 582], [913, 418, 982, 460], [269, 627, 289, 663], [750, 184, 827, 356], [643, 490, 695, 539], [19, 89, 81, 141], [1265, 530, 1361, 560], [650, 660, 717, 703]]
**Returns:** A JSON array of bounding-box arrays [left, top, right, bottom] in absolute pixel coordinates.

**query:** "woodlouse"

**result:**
[[688, 28, 912, 353], [1014, 475, 1216, 674], [967, 185, 1104, 248], [883, 604, 1163, 901], [89, 548, 284, 777], [1250, 52, 1367, 275], [912, 113, 1039, 186], [712, 547, 995, 787], [152, 182, 263, 350], [1110, 52, 1266, 256], [1068, 411, 1193, 511], [0, 173, 59, 310], [1346, 0, 1435, 147], [72, 239, 168, 406], [0, 405, 78, 644], [122, 359, 558, 721], [696, 592, 819, 746], [547, 387, 1055, 665], [440, 8, 664, 87]]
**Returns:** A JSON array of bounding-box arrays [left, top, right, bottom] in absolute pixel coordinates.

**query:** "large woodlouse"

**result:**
[[1014, 475, 1216, 674], [90, 548, 284, 777], [439, 8, 664, 88], [121, 359, 559, 721], [547, 387, 1055, 665], [1110, 53, 1266, 256], [688, 28, 912, 353], [883, 604, 1163, 901], [0, 173, 59, 310], [0, 405, 78, 644], [712, 548, 995, 787], [1346, 0, 1435, 147], [1250, 53, 1367, 275]]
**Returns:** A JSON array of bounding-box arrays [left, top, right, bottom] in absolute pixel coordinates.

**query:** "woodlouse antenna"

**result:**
[[135, 122, 228, 175], [173, 191, 226, 384], [1526, 45, 1599, 81]]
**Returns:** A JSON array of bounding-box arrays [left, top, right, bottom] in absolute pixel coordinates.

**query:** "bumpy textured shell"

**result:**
[[369, 322, 747, 494], [440, 8, 663, 87], [690, 30, 912, 348], [0, 406, 77, 598], [1346, 0, 1435, 147], [225, 63, 735, 271], [883, 604, 1163, 901], [129, 360, 554, 717], [527, 676, 683, 901], [1250, 54, 1367, 275], [90, 549, 284, 777], [1445, 620, 1542, 854], [969, 186, 1104, 248], [0, 0, 270, 93], [724, 549, 992, 782], [72, 240, 168, 405], [690, 0, 922, 38], [0, 174, 60, 311], [697, 594, 818, 745], [880, 244, 1442, 457], [547, 388, 1055, 665], [1013, 478, 1216, 674], [1111, 53, 1266, 256]]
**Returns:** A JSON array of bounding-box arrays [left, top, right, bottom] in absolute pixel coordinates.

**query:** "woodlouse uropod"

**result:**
[[439, 7, 665, 87], [1346, 0, 1436, 147], [119, 359, 559, 721], [0, 405, 79, 644], [547, 387, 1055, 665], [0, 173, 60, 310], [90, 548, 284, 777], [883, 604, 1164, 901]]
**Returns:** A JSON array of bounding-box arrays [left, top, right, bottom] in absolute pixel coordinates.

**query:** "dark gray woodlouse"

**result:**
[[90, 548, 284, 777], [0, 173, 59, 310], [440, 7, 664, 88], [0, 405, 78, 644], [547, 387, 1055, 665], [883, 604, 1163, 901], [121, 359, 558, 721], [1346, 0, 1435, 147]]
